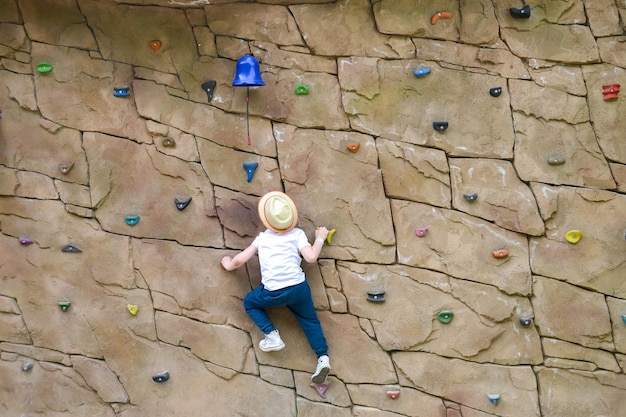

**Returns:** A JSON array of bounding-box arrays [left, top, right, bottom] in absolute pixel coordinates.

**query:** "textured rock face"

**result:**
[[1, 1, 626, 417]]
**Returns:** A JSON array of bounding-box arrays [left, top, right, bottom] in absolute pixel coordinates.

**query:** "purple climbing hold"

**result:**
[[19, 237, 34, 245]]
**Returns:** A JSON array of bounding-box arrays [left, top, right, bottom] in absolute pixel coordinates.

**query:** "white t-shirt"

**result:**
[[252, 228, 311, 291]]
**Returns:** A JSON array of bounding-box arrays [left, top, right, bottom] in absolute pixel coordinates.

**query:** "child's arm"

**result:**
[[221, 244, 257, 271], [301, 226, 329, 263]]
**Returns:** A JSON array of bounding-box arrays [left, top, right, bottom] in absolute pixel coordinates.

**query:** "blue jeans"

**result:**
[[244, 281, 328, 358]]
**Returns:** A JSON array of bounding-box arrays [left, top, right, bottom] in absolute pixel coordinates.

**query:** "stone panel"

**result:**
[[393, 352, 540, 417], [449, 158, 544, 235], [71, 355, 129, 403], [392, 200, 531, 295], [513, 115, 615, 189], [377, 138, 451, 208], [373, 0, 459, 41], [347, 383, 446, 417], [339, 58, 515, 158], [530, 185, 626, 297], [531, 276, 613, 350]]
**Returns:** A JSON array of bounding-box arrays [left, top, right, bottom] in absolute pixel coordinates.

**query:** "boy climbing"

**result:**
[[220, 191, 331, 384]]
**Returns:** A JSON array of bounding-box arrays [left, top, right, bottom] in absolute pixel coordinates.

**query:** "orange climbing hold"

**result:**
[[347, 143, 360, 153], [431, 11, 452, 25], [150, 40, 162, 50], [492, 249, 509, 259]]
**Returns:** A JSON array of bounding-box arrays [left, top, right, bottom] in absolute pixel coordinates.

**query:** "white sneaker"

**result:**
[[311, 355, 331, 384], [259, 330, 285, 352]]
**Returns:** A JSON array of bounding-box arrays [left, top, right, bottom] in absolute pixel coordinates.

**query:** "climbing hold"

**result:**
[[386, 390, 401, 399], [127, 304, 139, 316], [437, 310, 454, 324], [125, 215, 140, 226], [519, 317, 532, 327], [490, 87, 502, 97], [58, 301, 71, 312], [346, 143, 360, 153], [414, 67, 431, 77], [547, 154, 565, 165], [433, 121, 448, 132], [174, 197, 191, 211], [243, 162, 259, 183], [162, 137, 176, 147], [492, 249, 509, 259], [149, 40, 161, 50], [37, 63, 52, 73], [510, 5, 531, 18], [201, 80, 217, 102], [22, 362, 33, 372], [602, 84, 620, 101], [311, 381, 330, 398], [622, 314, 626, 325], [174, 197, 192, 211], [415, 227, 428, 237], [565, 230, 582, 244], [152, 371, 169, 383], [367, 291, 386, 303], [463, 193, 478, 202], [18, 237, 34, 245], [487, 394, 501, 405], [295, 84, 309, 95], [62, 244, 82, 253], [431, 11, 452, 25], [59, 162, 74, 174], [326, 228, 336, 244], [113, 87, 130, 97]]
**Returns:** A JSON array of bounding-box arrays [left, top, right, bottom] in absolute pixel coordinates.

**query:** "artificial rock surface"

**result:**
[[1, 0, 626, 416]]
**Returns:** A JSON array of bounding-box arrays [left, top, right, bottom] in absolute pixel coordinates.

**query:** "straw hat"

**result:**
[[258, 191, 298, 233]]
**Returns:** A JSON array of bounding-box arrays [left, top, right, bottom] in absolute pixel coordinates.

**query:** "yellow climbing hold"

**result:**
[[127, 304, 139, 316], [326, 228, 336, 244], [565, 230, 582, 244]]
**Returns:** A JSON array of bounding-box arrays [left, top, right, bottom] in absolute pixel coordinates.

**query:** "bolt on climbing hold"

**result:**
[[387, 390, 401, 399], [22, 362, 34, 372], [414, 67, 431, 77], [243, 162, 259, 183], [62, 244, 82, 253], [295, 84, 309, 95], [152, 371, 170, 383], [59, 162, 74, 174], [174, 197, 192, 211], [602, 84, 620, 100], [125, 215, 140, 226], [367, 291, 386, 303], [311, 381, 330, 398], [162, 137, 176, 148], [430, 11, 452, 25], [37, 63, 52, 73], [622, 314, 626, 325], [326, 228, 336, 244], [492, 249, 509, 259], [149, 40, 162, 50], [19, 237, 34, 245], [519, 317, 532, 326], [463, 193, 478, 202], [490, 87, 502, 97], [487, 394, 501, 405], [547, 154, 565, 166], [58, 301, 71, 312], [433, 121, 448, 132], [127, 304, 139, 316], [510, 5, 531, 18], [201, 80, 216, 102], [565, 230, 582, 244], [113, 87, 130, 97], [437, 310, 454, 324], [346, 143, 360, 153], [415, 227, 428, 237]]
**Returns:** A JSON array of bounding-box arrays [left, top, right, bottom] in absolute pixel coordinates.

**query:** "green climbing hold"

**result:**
[[437, 310, 454, 324]]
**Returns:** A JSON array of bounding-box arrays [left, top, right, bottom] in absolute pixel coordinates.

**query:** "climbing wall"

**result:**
[[1, 0, 626, 416]]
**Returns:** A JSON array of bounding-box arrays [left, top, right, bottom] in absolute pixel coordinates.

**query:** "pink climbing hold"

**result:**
[[415, 227, 428, 237], [311, 381, 330, 398]]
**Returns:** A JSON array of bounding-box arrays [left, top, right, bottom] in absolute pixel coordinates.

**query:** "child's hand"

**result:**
[[315, 226, 329, 241], [221, 256, 233, 271]]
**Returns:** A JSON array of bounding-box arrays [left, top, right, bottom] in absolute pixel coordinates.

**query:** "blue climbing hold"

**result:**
[[414, 67, 431, 77], [243, 162, 259, 183], [113, 87, 130, 97]]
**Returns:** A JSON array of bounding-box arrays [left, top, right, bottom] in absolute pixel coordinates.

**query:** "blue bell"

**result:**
[[232, 55, 265, 87]]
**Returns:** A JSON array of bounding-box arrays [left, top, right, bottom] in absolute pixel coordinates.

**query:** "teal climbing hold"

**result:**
[[174, 197, 192, 211], [62, 244, 82, 253], [243, 162, 259, 183], [125, 215, 140, 226], [437, 310, 454, 323]]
